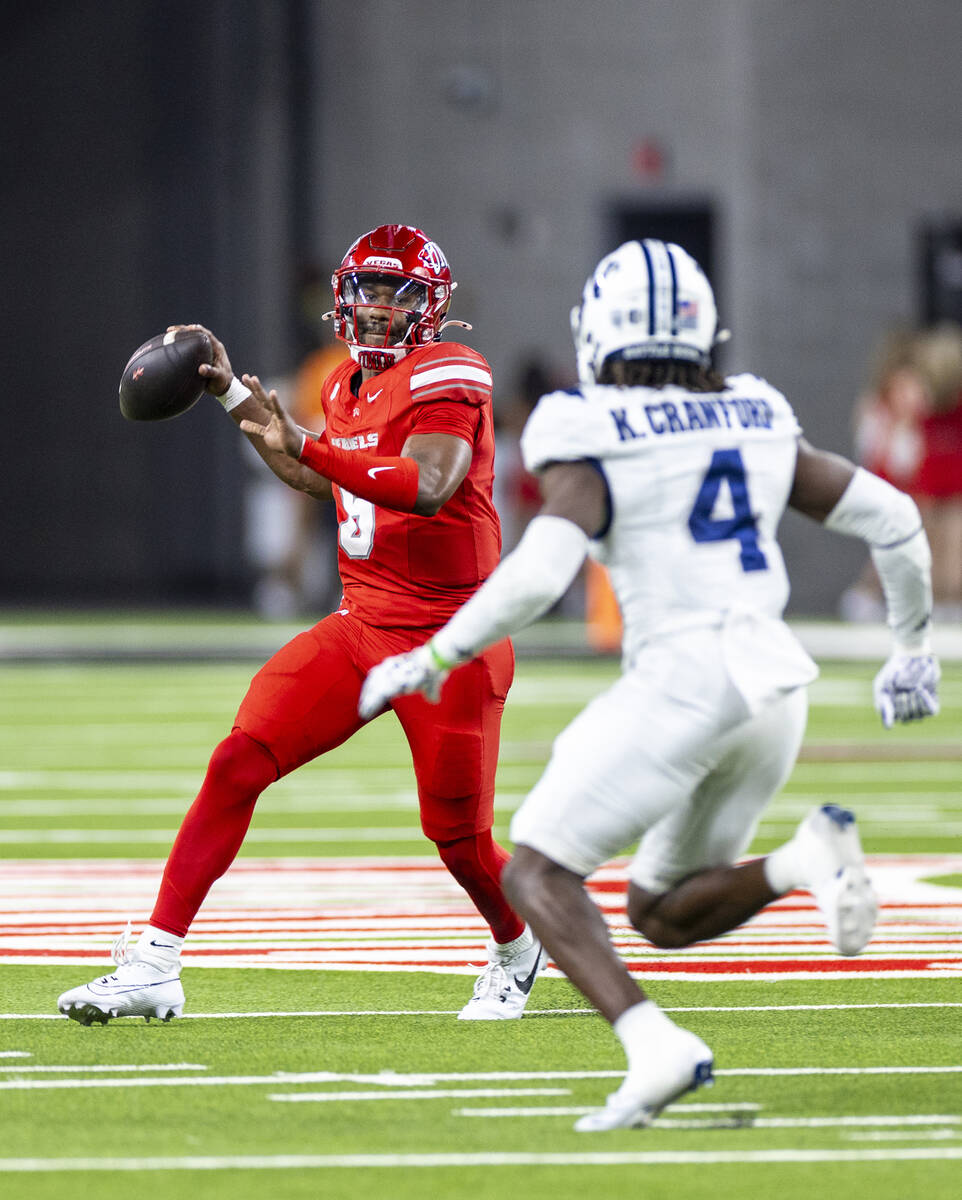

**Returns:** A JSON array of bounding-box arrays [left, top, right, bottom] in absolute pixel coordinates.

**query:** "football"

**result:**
[[118, 329, 213, 422]]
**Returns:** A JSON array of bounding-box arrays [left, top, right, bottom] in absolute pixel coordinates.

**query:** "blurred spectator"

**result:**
[[914, 323, 962, 620], [852, 326, 928, 490], [841, 322, 962, 623], [245, 267, 349, 618], [493, 354, 567, 551]]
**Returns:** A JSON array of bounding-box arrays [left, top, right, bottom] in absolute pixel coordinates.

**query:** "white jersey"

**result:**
[[520, 373, 817, 707]]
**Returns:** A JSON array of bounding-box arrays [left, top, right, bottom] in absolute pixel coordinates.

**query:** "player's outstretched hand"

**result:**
[[359, 644, 449, 719], [239, 376, 304, 458], [872, 653, 940, 728]]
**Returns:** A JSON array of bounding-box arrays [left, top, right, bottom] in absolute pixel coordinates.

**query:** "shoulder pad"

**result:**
[[408, 343, 493, 408], [520, 389, 601, 472]]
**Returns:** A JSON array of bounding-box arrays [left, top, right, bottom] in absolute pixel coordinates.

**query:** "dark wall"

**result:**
[[7, 2, 961, 615], [1, 2, 306, 603]]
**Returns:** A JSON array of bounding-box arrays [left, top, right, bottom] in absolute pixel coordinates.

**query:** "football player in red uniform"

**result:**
[[57, 225, 547, 1025]]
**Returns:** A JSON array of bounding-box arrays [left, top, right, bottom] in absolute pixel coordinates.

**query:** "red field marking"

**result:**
[[1, 856, 960, 979]]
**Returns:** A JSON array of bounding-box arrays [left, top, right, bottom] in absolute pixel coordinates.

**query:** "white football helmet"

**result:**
[[571, 239, 728, 384]]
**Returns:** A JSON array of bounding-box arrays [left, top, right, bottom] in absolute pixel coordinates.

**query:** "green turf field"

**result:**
[[1, 647, 960, 1197]]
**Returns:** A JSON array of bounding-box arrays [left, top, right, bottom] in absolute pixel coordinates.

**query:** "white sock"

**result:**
[[613, 1000, 673, 1074], [763, 839, 805, 895], [136, 926, 184, 970], [491, 926, 534, 960]]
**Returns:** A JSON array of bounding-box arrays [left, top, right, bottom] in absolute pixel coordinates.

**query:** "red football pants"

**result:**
[[151, 612, 518, 938], [236, 612, 514, 839]]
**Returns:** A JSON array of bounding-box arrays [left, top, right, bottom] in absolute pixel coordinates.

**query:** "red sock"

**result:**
[[150, 729, 278, 937], [435, 830, 525, 945]]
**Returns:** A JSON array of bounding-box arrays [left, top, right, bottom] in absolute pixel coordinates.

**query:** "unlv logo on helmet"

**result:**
[[418, 241, 448, 275], [363, 256, 404, 271]]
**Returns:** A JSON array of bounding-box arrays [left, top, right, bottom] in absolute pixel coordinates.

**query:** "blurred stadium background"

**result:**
[[3, 0, 962, 623], [2, 12, 960, 1188]]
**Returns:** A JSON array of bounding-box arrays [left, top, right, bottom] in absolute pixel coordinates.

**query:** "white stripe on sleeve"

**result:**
[[410, 364, 493, 390]]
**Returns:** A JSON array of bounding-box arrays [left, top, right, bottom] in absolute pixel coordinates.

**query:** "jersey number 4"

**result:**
[[688, 448, 767, 572]]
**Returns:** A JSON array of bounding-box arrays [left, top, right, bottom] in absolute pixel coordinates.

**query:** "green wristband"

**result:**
[[427, 640, 456, 671]]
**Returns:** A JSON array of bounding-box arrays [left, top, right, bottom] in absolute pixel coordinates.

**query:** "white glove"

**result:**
[[872, 653, 940, 728], [358, 642, 452, 720]]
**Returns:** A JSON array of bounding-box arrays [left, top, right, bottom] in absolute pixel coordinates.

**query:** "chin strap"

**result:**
[[348, 343, 410, 370]]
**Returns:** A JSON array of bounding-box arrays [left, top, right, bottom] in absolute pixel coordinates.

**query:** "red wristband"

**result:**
[[299, 438, 420, 512]]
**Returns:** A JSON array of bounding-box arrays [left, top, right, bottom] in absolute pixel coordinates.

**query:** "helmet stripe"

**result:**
[[642, 239, 676, 339], [639, 240, 657, 336], [665, 243, 679, 335]]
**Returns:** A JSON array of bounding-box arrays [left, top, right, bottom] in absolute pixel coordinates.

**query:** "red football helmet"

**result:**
[[329, 224, 462, 370]]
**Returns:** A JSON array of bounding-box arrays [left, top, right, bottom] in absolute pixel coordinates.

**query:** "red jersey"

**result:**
[[319, 342, 502, 630], [914, 400, 962, 499]]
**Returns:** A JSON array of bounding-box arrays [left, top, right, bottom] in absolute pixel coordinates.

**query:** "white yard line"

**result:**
[[3, 1148, 962, 1171], [2, 1065, 961, 1092], [0, 1064, 207, 1074], [455, 1111, 962, 1128], [5, 1000, 962, 1021], [642, 1115, 962, 1129], [720, 1066, 962, 1076], [457, 1106, 599, 1118], [269, 1088, 572, 1102], [667, 1102, 760, 1111], [0, 1071, 610, 1092], [664, 1002, 962, 1012], [843, 1131, 961, 1142]]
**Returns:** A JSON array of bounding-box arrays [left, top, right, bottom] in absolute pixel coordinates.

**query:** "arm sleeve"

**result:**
[[823, 467, 933, 652], [298, 434, 420, 512], [431, 515, 590, 663]]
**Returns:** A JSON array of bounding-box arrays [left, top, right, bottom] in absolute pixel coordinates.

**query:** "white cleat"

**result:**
[[57, 928, 184, 1025], [458, 929, 548, 1021], [58, 960, 184, 1025], [575, 1026, 714, 1132], [795, 804, 878, 956]]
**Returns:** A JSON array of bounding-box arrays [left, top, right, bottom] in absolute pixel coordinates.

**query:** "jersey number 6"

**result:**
[[687, 448, 768, 572]]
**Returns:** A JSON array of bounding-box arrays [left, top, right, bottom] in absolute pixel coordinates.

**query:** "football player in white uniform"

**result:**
[[359, 239, 940, 1131]]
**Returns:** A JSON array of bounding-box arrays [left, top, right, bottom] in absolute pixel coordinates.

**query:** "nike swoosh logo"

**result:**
[[368, 466, 395, 479], [150, 940, 176, 949], [367, 388, 383, 402], [513, 942, 545, 995]]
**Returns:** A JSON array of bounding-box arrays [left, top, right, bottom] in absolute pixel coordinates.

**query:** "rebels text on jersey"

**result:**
[[320, 342, 502, 630]]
